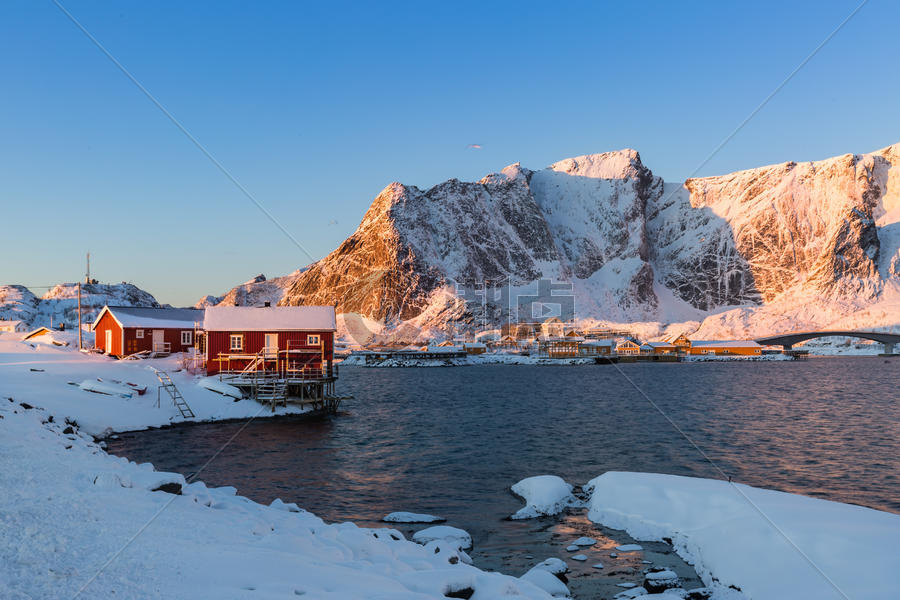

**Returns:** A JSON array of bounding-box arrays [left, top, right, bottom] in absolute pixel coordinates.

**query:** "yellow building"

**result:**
[[641, 341, 676, 354], [616, 337, 642, 355], [687, 340, 762, 356], [462, 342, 487, 355]]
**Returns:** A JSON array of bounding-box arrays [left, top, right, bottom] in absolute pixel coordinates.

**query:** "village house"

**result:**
[[641, 341, 677, 355], [580, 338, 614, 356], [461, 341, 487, 355], [203, 305, 336, 378], [91, 306, 203, 357], [539, 337, 580, 358], [616, 337, 642, 355], [665, 333, 761, 356], [669, 333, 693, 353], [0, 320, 28, 333]]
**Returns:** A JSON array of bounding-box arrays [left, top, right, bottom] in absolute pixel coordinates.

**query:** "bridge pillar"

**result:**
[[885, 342, 895, 355]]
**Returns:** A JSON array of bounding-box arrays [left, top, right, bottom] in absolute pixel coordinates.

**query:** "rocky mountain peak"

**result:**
[[207, 141, 900, 340]]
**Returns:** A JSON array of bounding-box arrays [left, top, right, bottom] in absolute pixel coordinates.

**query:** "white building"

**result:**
[[0, 320, 28, 333]]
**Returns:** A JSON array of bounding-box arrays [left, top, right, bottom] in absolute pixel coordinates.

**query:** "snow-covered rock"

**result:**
[[615, 544, 643, 552], [643, 569, 680, 593], [411, 525, 473, 550], [382, 511, 445, 523], [570, 554, 588, 561], [570, 536, 597, 546], [528, 557, 568, 576], [520, 567, 570, 597], [510, 475, 577, 519]]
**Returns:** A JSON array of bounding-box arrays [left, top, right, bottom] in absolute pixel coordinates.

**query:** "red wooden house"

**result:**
[[203, 305, 336, 379], [91, 306, 203, 357]]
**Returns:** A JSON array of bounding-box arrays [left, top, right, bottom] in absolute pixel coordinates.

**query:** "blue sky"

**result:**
[[1, 1, 897, 306]]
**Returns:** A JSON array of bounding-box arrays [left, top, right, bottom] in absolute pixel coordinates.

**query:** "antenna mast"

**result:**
[[85, 252, 91, 284]]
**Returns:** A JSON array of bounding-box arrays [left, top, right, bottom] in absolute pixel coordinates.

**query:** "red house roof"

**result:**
[[203, 306, 336, 332]]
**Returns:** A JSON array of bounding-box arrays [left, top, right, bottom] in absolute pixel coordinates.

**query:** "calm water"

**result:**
[[108, 356, 900, 528], [107, 358, 900, 596]]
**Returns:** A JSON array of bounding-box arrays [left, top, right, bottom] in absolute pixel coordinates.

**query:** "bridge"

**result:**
[[755, 331, 900, 354]]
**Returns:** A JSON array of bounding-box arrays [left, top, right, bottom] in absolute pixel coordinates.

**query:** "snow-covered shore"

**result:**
[[0, 335, 311, 436], [0, 336, 559, 599], [585, 472, 900, 600], [0, 404, 556, 599]]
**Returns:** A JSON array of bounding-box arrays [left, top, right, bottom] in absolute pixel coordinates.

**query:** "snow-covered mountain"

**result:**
[[198, 142, 900, 341], [0, 283, 161, 329], [194, 270, 307, 309]]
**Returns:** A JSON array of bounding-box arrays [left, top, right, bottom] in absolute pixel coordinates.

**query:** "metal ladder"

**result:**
[[155, 370, 195, 418]]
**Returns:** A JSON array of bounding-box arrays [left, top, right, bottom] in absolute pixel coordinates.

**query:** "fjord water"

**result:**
[[109, 358, 899, 522]]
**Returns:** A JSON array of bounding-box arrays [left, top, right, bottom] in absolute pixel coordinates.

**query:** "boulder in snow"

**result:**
[[412, 525, 472, 550], [520, 567, 570, 597], [510, 475, 576, 519]]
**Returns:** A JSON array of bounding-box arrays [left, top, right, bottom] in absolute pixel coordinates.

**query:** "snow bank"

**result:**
[[0, 404, 553, 599], [586, 472, 900, 600], [511, 475, 577, 519]]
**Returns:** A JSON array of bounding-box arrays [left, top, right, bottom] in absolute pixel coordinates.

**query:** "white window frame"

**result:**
[[181, 330, 192, 345], [230, 334, 243, 351], [308, 334, 321, 346], [135, 329, 144, 339]]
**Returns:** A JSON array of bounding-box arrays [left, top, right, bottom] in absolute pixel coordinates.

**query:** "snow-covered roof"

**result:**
[[645, 341, 676, 348], [92, 306, 203, 330], [204, 306, 336, 332], [581, 339, 614, 346]]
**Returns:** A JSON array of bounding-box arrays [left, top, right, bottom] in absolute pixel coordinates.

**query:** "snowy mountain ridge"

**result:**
[[0, 283, 161, 329], [212, 142, 900, 341]]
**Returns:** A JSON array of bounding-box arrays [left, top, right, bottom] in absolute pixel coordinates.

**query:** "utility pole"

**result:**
[[77, 282, 83, 351]]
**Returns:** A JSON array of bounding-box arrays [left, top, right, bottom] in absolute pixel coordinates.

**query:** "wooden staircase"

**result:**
[[154, 369, 195, 418], [255, 379, 287, 408]]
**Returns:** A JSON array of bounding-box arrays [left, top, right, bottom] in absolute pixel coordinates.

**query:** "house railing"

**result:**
[[213, 346, 337, 381], [152, 341, 171, 353]]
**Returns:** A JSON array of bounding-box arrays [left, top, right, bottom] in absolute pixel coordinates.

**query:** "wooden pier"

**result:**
[[216, 359, 347, 413]]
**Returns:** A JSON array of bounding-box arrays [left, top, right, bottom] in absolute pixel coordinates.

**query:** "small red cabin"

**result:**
[[91, 306, 203, 357], [203, 305, 336, 378]]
